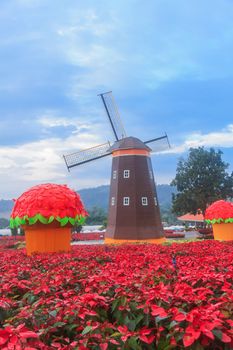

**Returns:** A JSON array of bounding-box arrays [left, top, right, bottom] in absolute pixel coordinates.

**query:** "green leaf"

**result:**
[[10, 218, 15, 228], [68, 217, 75, 225], [127, 336, 141, 350], [49, 310, 57, 318], [37, 214, 48, 224], [135, 314, 144, 326], [66, 324, 79, 331], [127, 320, 136, 331], [48, 216, 54, 224], [53, 322, 66, 328], [111, 298, 119, 312], [15, 217, 22, 226], [110, 332, 121, 338], [155, 315, 170, 323], [82, 326, 92, 335], [168, 320, 178, 330], [157, 338, 171, 350], [28, 216, 39, 225], [212, 329, 223, 341], [60, 217, 69, 227]]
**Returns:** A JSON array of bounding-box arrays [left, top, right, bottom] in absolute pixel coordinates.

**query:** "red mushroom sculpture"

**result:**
[[10, 183, 88, 255], [205, 200, 233, 241]]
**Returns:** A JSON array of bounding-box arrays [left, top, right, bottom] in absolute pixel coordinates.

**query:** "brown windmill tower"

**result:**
[[64, 92, 170, 244]]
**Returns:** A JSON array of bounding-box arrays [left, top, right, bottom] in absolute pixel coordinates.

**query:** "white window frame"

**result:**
[[149, 170, 153, 179], [123, 170, 130, 178], [123, 197, 130, 206], [154, 197, 158, 206], [111, 197, 115, 206], [113, 170, 117, 179], [142, 197, 148, 206]]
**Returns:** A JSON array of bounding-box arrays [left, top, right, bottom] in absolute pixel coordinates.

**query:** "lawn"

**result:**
[[0, 240, 232, 349]]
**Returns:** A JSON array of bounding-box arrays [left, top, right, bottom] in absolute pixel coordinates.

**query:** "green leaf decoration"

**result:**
[[15, 217, 22, 226], [226, 218, 233, 223], [10, 218, 15, 229], [68, 217, 75, 225], [78, 216, 86, 224], [205, 217, 233, 224], [28, 216, 39, 225], [48, 216, 54, 224], [10, 213, 87, 228], [37, 214, 49, 224], [60, 217, 69, 227]]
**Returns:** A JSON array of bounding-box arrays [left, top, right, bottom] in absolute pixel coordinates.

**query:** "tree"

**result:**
[[86, 206, 107, 225], [171, 147, 233, 216]]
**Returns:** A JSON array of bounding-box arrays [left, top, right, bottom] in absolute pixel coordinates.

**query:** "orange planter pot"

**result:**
[[212, 223, 233, 241], [105, 237, 165, 245], [23, 222, 71, 255]]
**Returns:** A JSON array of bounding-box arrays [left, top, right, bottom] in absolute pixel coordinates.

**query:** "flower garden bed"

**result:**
[[73, 231, 186, 241], [72, 232, 105, 241], [0, 241, 232, 349]]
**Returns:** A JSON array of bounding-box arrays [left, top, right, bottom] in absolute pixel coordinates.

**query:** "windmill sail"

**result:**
[[63, 142, 111, 170], [99, 91, 127, 141], [144, 134, 170, 153]]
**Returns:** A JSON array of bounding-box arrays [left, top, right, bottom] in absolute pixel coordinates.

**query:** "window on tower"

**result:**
[[154, 197, 158, 206], [149, 170, 153, 179], [123, 170, 130, 178], [113, 170, 117, 179], [111, 197, 115, 206], [123, 197, 130, 206], [142, 197, 148, 206]]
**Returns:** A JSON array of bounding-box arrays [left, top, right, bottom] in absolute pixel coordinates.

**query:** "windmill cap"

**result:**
[[109, 136, 152, 152]]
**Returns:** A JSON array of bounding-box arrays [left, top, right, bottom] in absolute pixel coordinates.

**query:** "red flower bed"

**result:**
[[0, 241, 233, 349], [163, 230, 185, 238], [72, 232, 186, 241], [164, 232, 185, 238], [72, 232, 105, 241], [0, 236, 25, 251]]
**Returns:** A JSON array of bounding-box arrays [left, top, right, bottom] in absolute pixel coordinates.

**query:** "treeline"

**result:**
[[85, 207, 107, 225], [0, 206, 177, 230], [85, 205, 177, 226]]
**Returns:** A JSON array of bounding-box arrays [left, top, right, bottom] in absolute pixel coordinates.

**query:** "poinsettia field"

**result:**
[[0, 241, 233, 349]]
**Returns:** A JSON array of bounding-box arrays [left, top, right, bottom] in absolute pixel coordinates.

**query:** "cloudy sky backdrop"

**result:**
[[0, 0, 233, 198]]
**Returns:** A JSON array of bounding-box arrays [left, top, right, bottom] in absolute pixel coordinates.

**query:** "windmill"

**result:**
[[64, 91, 170, 244]]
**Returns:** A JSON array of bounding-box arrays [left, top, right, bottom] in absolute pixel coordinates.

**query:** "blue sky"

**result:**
[[0, 0, 233, 199]]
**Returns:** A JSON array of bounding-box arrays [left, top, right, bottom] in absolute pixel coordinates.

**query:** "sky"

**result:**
[[0, 0, 233, 199]]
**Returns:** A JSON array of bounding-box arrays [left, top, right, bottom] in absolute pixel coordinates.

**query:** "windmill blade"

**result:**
[[144, 134, 170, 153], [99, 91, 127, 141], [63, 142, 112, 171]]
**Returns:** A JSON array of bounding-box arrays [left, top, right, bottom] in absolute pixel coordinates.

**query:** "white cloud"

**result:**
[[37, 114, 92, 134], [166, 124, 233, 154], [0, 127, 111, 198]]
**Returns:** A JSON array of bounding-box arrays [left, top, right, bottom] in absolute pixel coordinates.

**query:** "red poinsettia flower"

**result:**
[[10, 183, 88, 228], [205, 200, 233, 224]]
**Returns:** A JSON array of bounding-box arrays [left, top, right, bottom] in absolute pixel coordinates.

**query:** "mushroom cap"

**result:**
[[10, 183, 88, 228], [205, 200, 233, 224]]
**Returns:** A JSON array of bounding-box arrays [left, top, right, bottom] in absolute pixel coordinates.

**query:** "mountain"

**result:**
[[80, 184, 176, 211], [0, 184, 176, 218], [0, 200, 14, 219]]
